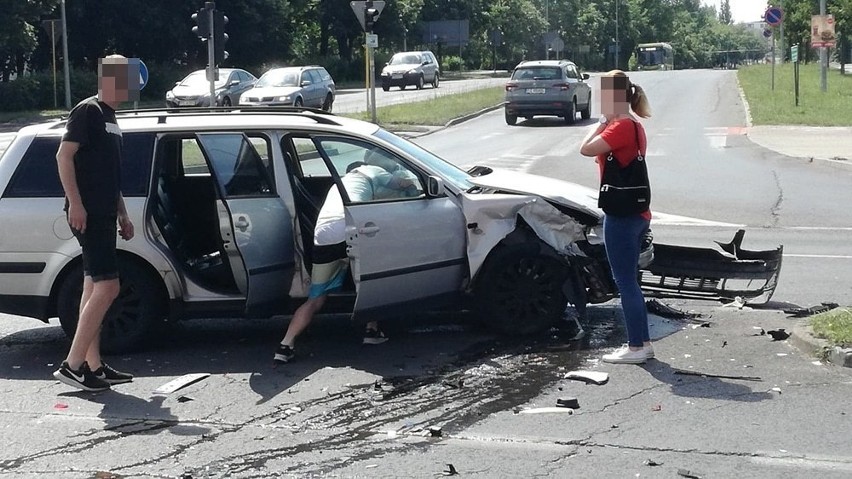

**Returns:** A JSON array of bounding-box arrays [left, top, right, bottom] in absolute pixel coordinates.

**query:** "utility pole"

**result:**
[[820, 0, 828, 92], [615, 0, 619, 69], [60, 0, 71, 109]]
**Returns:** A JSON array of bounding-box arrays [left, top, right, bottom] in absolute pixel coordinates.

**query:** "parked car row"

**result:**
[[165, 50, 441, 112]]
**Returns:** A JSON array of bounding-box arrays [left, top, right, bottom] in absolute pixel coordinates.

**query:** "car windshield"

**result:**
[[389, 54, 421, 65], [180, 70, 229, 88], [374, 129, 472, 191], [512, 67, 561, 80], [256, 69, 300, 88]]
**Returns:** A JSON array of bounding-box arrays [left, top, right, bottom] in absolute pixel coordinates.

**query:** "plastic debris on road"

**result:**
[[644, 459, 663, 466], [784, 302, 839, 318], [152, 373, 210, 395], [519, 407, 574, 414], [673, 368, 762, 382], [767, 329, 790, 341], [677, 468, 703, 479], [646, 299, 705, 322], [443, 464, 459, 476], [556, 397, 580, 409], [564, 370, 609, 385]]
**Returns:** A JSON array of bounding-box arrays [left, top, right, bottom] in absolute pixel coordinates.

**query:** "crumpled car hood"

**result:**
[[467, 168, 602, 221]]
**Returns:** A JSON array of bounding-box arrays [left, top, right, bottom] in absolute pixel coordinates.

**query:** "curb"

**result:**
[[445, 103, 504, 128], [735, 76, 753, 128], [789, 320, 852, 368]]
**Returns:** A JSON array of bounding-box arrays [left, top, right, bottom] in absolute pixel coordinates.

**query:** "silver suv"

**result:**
[[0, 108, 782, 352], [380, 51, 440, 91], [240, 66, 335, 111], [504, 60, 592, 125]]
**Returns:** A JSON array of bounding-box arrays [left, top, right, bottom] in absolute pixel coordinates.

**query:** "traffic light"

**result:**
[[191, 5, 211, 39], [364, 2, 380, 32], [213, 10, 229, 64]]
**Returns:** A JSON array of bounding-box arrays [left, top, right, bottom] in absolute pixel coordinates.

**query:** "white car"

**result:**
[[0, 108, 783, 352]]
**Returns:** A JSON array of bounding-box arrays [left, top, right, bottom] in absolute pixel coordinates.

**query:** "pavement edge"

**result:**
[[790, 320, 852, 368]]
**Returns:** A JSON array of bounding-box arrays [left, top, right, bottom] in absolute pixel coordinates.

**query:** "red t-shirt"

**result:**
[[596, 118, 652, 220]]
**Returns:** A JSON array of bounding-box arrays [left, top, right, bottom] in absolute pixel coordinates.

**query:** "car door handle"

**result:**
[[358, 223, 380, 236], [235, 215, 250, 232]]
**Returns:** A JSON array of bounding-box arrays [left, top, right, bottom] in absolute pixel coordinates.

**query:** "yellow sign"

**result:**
[[811, 15, 836, 48]]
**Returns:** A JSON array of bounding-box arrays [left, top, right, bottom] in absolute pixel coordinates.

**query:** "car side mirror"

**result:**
[[422, 60, 429, 65], [229, 80, 240, 87], [582, 73, 590, 80], [301, 80, 312, 86], [426, 176, 444, 197], [174, 81, 180, 86]]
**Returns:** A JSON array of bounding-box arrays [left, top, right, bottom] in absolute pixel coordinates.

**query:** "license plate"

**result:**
[[177, 100, 196, 106], [526, 88, 546, 94], [392, 74, 403, 79]]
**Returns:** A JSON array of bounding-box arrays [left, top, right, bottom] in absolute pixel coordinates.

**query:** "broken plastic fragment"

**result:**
[[673, 368, 762, 382], [429, 426, 443, 437], [443, 464, 459, 476], [644, 459, 663, 466], [651, 404, 662, 411], [564, 370, 609, 385], [176, 395, 194, 403], [770, 387, 782, 394], [784, 302, 839, 318], [646, 300, 704, 320], [152, 373, 210, 395], [677, 469, 703, 479], [767, 329, 790, 341], [520, 407, 574, 414], [556, 397, 580, 409], [53, 403, 68, 409]]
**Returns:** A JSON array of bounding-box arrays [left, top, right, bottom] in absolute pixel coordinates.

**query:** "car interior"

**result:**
[[150, 136, 239, 294]]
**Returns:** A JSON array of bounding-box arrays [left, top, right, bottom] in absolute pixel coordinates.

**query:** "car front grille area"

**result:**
[[245, 97, 275, 103]]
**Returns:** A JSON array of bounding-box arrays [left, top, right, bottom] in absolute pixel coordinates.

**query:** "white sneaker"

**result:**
[[602, 345, 648, 364], [644, 345, 655, 359]]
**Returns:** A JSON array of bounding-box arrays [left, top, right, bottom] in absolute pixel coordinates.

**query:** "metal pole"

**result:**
[[779, 0, 784, 62], [207, 3, 216, 107], [820, 0, 828, 92], [615, 0, 619, 69], [771, 34, 776, 91], [369, 45, 377, 123], [60, 0, 71, 109], [51, 22, 58, 109]]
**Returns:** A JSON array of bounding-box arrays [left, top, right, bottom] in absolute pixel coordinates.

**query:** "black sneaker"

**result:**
[[273, 344, 295, 364], [92, 362, 133, 385], [363, 328, 388, 345], [53, 361, 110, 392]]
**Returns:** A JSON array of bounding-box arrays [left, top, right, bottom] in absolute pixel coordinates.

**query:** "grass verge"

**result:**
[[737, 63, 852, 126], [343, 86, 505, 126], [810, 307, 852, 348]]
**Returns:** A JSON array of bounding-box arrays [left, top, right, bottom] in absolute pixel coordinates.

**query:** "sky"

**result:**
[[703, 0, 769, 24]]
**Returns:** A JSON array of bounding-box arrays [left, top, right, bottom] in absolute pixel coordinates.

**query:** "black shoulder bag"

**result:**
[[597, 120, 651, 216]]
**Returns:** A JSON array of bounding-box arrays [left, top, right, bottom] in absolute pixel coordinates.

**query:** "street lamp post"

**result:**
[[60, 0, 71, 109], [615, 0, 619, 69]]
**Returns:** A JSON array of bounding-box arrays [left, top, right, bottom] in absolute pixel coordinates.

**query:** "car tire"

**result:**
[[222, 97, 232, 107], [416, 75, 424, 90], [432, 73, 440, 88], [322, 93, 334, 112], [505, 110, 517, 126], [399, 84, 406, 90], [475, 242, 569, 336], [580, 93, 592, 120], [294, 97, 303, 107], [382, 85, 390, 92], [564, 99, 577, 125], [57, 258, 167, 354]]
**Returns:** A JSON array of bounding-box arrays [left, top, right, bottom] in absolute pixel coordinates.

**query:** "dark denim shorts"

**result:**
[[70, 215, 119, 282]]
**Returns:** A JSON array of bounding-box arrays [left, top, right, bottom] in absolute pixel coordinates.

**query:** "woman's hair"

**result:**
[[602, 70, 652, 118]]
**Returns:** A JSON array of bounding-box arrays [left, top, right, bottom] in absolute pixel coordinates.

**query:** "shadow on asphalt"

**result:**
[[512, 117, 597, 128], [641, 359, 774, 403]]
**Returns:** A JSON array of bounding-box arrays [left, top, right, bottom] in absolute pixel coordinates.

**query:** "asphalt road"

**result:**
[[1, 70, 852, 478]]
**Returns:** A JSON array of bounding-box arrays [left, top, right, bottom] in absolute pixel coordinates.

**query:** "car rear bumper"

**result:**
[[505, 101, 573, 116]]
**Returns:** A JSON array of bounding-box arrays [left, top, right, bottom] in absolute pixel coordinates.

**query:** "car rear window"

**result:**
[[512, 67, 562, 81], [3, 133, 155, 198]]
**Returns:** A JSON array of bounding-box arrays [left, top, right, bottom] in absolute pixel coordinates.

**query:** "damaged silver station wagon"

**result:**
[[0, 107, 783, 352]]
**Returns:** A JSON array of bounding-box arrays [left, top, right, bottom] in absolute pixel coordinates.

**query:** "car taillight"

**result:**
[[553, 83, 570, 91], [505, 83, 518, 91]]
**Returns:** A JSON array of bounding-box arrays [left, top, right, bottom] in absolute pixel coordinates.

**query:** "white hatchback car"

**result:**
[[0, 108, 783, 352]]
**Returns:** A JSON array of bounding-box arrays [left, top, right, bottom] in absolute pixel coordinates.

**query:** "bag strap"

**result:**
[[632, 120, 644, 160]]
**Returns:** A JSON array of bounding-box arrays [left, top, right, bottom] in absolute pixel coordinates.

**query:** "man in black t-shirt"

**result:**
[[53, 55, 140, 392]]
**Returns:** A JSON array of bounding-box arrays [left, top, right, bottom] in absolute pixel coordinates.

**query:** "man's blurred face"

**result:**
[[98, 57, 141, 105]]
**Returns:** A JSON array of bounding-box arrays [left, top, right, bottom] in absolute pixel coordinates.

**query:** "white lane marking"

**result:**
[[651, 212, 744, 227], [784, 254, 852, 259]]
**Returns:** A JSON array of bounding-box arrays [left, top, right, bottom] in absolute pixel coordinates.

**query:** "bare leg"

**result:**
[[66, 278, 120, 369], [281, 295, 327, 347]]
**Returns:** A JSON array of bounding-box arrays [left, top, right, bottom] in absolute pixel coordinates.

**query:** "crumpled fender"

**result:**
[[460, 193, 587, 278]]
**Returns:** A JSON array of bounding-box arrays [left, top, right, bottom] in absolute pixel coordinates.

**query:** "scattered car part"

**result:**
[[767, 329, 791, 341], [556, 397, 580, 409], [152, 373, 211, 395], [564, 370, 609, 385], [673, 369, 762, 382], [784, 302, 839, 317], [646, 299, 704, 320]]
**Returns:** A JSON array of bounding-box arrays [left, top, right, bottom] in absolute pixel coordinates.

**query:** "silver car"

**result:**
[[0, 109, 782, 352], [380, 51, 440, 91], [240, 66, 335, 111], [165, 68, 257, 107], [504, 60, 592, 125]]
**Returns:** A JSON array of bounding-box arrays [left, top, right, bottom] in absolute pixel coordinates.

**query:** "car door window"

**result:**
[[312, 138, 424, 203], [308, 70, 322, 84], [289, 137, 328, 177], [196, 133, 274, 197]]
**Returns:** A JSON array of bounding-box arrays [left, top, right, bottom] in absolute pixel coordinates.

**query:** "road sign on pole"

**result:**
[[765, 7, 784, 26], [350, 1, 385, 32]]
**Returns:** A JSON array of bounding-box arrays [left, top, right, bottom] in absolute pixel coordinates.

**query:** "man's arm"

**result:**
[[56, 141, 86, 233], [117, 195, 134, 240]]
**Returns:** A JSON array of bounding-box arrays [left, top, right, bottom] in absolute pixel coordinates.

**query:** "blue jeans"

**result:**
[[603, 214, 651, 347]]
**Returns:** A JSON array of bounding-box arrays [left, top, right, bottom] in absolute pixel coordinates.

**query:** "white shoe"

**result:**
[[602, 345, 647, 364], [644, 345, 655, 359]]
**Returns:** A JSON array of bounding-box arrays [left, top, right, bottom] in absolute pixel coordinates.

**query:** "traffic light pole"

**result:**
[[369, 38, 377, 123], [207, 3, 216, 107]]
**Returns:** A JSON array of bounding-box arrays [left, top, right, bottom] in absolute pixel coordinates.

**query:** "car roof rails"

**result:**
[[113, 105, 342, 125]]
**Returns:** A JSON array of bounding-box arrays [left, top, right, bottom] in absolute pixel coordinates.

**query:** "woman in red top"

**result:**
[[579, 70, 653, 364]]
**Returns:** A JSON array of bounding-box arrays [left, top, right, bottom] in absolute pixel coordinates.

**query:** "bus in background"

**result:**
[[635, 42, 674, 70]]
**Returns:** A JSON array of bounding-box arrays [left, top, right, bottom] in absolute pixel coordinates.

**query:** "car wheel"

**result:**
[[505, 110, 517, 126], [432, 74, 440, 88], [416, 74, 424, 90], [580, 93, 592, 120], [475, 242, 569, 336], [564, 99, 577, 125], [382, 84, 390, 92], [322, 93, 334, 112], [294, 97, 303, 107], [57, 259, 167, 354], [399, 84, 406, 90], [222, 97, 232, 107]]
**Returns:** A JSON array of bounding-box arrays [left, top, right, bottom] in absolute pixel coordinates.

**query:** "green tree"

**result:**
[[0, 0, 59, 81], [719, 0, 732, 25]]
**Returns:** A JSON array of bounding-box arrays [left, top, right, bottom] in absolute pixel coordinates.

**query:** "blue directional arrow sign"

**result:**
[[138, 60, 149, 90], [765, 7, 783, 27]]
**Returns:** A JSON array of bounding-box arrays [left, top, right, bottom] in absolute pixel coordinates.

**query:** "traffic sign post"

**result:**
[[350, 1, 385, 123], [765, 7, 783, 26], [792, 45, 800, 106]]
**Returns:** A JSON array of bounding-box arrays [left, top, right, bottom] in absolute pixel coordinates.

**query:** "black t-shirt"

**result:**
[[62, 96, 122, 216]]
